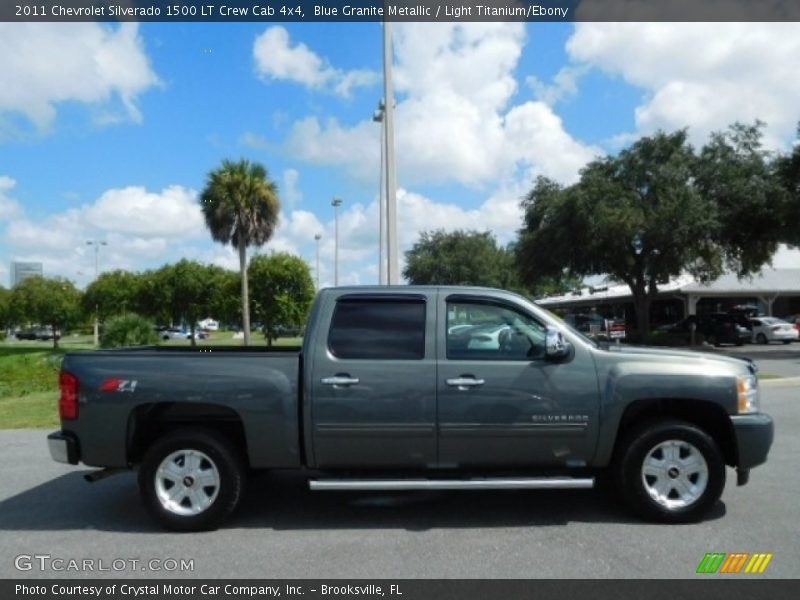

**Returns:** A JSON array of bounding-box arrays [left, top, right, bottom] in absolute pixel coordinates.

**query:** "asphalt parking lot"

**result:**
[[0, 376, 797, 580], [715, 340, 800, 379]]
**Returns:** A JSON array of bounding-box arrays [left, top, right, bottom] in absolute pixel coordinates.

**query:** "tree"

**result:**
[[200, 159, 280, 345], [248, 252, 315, 347], [162, 260, 217, 347], [517, 131, 719, 336], [10, 276, 81, 348], [403, 230, 521, 290], [134, 267, 173, 325], [695, 122, 791, 275], [0, 285, 11, 332], [206, 266, 241, 328], [100, 313, 159, 348], [83, 270, 143, 323], [776, 123, 800, 246]]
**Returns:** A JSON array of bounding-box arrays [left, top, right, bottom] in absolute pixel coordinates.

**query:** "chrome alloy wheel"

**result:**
[[154, 449, 220, 516], [641, 439, 709, 510]]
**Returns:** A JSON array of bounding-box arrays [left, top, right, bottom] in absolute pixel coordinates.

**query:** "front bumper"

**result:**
[[47, 431, 79, 465], [731, 413, 774, 470]]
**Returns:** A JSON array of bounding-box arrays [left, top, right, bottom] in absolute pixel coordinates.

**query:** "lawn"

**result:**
[[0, 332, 302, 429]]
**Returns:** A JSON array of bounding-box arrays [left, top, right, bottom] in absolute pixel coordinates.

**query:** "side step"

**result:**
[[309, 477, 594, 491]]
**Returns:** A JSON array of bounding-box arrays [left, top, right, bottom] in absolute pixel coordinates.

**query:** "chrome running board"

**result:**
[[309, 477, 594, 491]]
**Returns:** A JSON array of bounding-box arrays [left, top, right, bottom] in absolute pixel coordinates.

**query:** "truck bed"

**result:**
[[60, 346, 302, 469]]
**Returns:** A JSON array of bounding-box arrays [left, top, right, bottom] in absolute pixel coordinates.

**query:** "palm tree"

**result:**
[[200, 159, 280, 345]]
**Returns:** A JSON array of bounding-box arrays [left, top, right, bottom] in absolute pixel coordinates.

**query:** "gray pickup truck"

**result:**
[[48, 286, 773, 531]]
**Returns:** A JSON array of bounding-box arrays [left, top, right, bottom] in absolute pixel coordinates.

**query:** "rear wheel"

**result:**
[[614, 420, 725, 523], [139, 428, 246, 531]]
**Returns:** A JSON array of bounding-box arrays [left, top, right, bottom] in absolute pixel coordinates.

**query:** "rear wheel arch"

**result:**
[[127, 402, 249, 467]]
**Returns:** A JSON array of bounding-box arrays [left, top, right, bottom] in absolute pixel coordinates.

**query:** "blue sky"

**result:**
[[1, 21, 799, 289]]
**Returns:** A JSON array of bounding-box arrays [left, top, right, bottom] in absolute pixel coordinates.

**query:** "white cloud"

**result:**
[[282, 169, 303, 207], [253, 26, 379, 97], [84, 186, 205, 240], [3, 184, 208, 287], [0, 23, 160, 133], [527, 65, 588, 106], [565, 22, 800, 148], [282, 23, 599, 187], [0, 176, 22, 220]]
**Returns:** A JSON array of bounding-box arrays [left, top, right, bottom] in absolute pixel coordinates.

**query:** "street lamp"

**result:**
[[314, 233, 322, 290], [86, 240, 108, 346], [331, 197, 343, 286], [373, 101, 387, 285], [382, 21, 399, 284]]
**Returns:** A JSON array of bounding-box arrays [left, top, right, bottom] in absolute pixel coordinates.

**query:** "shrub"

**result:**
[[100, 314, 159, 348]]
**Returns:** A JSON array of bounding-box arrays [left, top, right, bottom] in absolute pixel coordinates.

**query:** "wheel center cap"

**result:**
[[183, 476, 194, 487], [667, 467, 680, 479]]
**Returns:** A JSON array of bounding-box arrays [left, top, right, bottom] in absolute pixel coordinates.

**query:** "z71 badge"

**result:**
[[99, 379, 138, 393]]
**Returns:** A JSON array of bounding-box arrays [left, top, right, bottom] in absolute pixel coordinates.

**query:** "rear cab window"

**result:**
[[328, 297, 426, 359]]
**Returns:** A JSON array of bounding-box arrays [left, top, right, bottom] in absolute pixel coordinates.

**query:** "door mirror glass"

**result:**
[[545, 326, 571, 360]]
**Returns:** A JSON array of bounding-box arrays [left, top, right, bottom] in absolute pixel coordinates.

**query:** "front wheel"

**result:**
[[614, 420, 725, 523], [756, 333, 768, 344], [138, 429, 246, 531]]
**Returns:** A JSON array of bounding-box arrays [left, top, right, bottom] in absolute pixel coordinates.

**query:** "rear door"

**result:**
[[308, 292, 437, 469]]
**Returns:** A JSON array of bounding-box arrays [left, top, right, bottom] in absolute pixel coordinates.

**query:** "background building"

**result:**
[[537, 268, 800, 329], [10, 261, 43, 287]]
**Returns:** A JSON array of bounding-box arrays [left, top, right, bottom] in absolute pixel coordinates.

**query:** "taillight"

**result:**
[[59, 371, 79, 420]]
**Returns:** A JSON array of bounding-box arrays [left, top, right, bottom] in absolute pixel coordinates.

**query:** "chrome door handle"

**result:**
[[446, 377, 485, 389], [321, 376, 360, 386]]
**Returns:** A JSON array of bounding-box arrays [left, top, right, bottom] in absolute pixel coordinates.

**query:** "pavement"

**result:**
[[714, 340, 800, 380], [0, 380, 797, 580]]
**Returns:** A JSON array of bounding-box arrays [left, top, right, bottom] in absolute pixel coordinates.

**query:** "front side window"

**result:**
[[446, 301, 546, 360], [328, 298, 426, 360]]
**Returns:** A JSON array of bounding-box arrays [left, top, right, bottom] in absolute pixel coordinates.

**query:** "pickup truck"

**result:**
[[48, 286, 774, 531]]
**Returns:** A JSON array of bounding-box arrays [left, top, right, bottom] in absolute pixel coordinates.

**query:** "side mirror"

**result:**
[[545, 326, 571, 360]]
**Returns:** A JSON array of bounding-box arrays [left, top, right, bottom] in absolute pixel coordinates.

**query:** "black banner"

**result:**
[[5, 580, 800, 600], [2, 0, 800, 23]]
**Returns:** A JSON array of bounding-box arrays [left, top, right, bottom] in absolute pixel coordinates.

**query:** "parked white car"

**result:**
[[749, 317, 799, 344]]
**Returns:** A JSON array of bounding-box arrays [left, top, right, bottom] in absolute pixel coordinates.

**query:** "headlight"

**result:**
[[737, 374, 759, 414]]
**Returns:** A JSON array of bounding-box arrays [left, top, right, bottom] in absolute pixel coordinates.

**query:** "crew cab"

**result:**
[[48, 287, 773, 531]]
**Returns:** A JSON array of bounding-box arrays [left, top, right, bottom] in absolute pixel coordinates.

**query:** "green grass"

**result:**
[[0, 390, 59, 429], [758, 373, 784, 380], [0, 345, 64, 429]]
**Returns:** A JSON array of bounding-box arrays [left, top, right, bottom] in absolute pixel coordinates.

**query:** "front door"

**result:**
[[437, 295, 600, 469]]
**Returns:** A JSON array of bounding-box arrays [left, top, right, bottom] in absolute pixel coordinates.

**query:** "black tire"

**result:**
[[756, 333, 767, 345], [613, 419, 725, 523], [783, 340, 791, 345], [708, 334, 719, 347], [138, 428, 246, 531]]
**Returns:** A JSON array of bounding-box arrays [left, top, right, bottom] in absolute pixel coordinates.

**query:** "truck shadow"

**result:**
[[0, 469, 726, 533]]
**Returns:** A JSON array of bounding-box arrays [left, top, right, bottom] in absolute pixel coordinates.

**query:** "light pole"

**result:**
[[331, 197, 343, 286], [86, 240, 107, 346], [314, 233, 322, 290], [373, 101, 387, 285], [383, 21, 399, 284]]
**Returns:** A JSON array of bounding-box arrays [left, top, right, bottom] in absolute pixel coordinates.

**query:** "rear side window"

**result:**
[[328, 299, 426, 360]]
